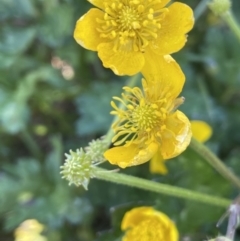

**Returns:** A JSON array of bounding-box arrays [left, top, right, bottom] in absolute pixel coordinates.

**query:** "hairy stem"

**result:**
[[95, 167, 230, 207], [190, 138, 240, 189]]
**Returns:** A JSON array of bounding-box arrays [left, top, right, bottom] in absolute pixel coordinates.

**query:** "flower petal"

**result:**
[[151, 2, 194, 55], [104, 142, 158, 168], [161, 110, 192, 159], [74, 8, 104, 51], [149, 151, 168, 175], [191, 120, 212, 143], [154, 211, 179, 241], [160, 128, 176, 159], [98, 42, 145, 76], [142, 51, 185, 99], [121, 207, 155, 230]]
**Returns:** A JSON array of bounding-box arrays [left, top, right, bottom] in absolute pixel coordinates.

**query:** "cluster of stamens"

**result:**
[[111, 86, 169, 146], [96, 0, 168, 52]]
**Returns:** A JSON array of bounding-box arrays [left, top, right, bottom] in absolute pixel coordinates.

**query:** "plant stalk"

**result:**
[[95, 167, 231, 208], [190, 138, 240, 190]]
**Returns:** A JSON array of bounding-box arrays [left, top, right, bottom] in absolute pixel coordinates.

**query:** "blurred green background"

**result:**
[[0, 0, 240, 240]]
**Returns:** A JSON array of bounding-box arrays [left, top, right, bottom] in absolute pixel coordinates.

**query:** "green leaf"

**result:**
[[75, 81, 122, 136], [0, 101, 30, 134], [44, 135, 63, 183], [0, 26, 36, 55], [37, 4, 74, 47], [0, 0, 36, 20]]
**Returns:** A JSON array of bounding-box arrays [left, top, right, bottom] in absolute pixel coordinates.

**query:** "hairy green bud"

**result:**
[[85, 137, 108, 163], [60, 148, 96, 190], [208, 0, 231, 16]]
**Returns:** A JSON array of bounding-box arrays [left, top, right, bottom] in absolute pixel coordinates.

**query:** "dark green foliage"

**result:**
[[0, 0, 240, 240]]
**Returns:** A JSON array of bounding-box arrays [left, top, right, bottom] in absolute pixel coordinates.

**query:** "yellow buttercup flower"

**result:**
[[150, 120, 213, 174], [121, 206, 178, 241], [74, 0, 194, 76], [104, 55, 192, 168]]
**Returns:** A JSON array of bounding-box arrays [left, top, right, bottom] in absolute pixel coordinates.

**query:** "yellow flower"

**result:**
[[191, 120, 212, 143], [104, 55, 192, 168], [121, 206, 178, 241], [14, 219, 47, 241], [150, 120, 213, 174], [74, 0, 194, 76]]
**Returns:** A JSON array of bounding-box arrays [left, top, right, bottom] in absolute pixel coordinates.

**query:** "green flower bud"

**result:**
[[60, 148, 96, 190], [85, 137, 108, 163], [208, 0, 231, 16]]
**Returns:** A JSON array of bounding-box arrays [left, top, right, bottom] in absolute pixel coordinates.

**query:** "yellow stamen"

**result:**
[[111, 83, 174, 147]]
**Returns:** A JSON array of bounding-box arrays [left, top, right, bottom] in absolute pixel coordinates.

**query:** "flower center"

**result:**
[[111, 86, 168, 146], [132, 102, 162, 132], [118, 6, 139, 30], [97, 0, 168, 52]]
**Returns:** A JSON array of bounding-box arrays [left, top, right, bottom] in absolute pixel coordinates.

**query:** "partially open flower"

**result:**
[[74, 0, 194, 75], [14, 219, 47, 241], [121, 206, 178, 241], [104, 55, 192, 168]]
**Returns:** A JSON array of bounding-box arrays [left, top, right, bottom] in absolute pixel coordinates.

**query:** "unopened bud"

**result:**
[[208, 0, 231, 16], [85, 137, 108, 163], [60, 148, 96, 190]]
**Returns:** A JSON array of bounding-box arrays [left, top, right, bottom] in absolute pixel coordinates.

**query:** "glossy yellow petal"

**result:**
[[104, 142, 158, 168], [191, 120, 212, 143], [142, 51, 185, 99], [74, 8, 104, 51], [153, 211, 179, 241], [121, 207, 155, 230], [150, 151, 168, 174], [174, 111, 192, 157], [122, 206, 179, 241], [87, 0, 105, 10], [98, 42, 145, 76], [160, 128, 176, 159], [161, 111, 192, 159], [151, 2, 194, 55]]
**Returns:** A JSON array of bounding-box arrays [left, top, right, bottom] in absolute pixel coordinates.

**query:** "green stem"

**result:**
[[222, 11, 240, 42], [95, 167, 230, 207], [104, 74, 141, 145], [190, 138, 240, 189], [194, 0, 210, 21]]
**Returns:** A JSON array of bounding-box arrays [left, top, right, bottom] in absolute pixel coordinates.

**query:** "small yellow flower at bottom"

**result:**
[[121, 206, 178, 241], [104, 55, 192, 169], [14, 219, 47, 241]]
